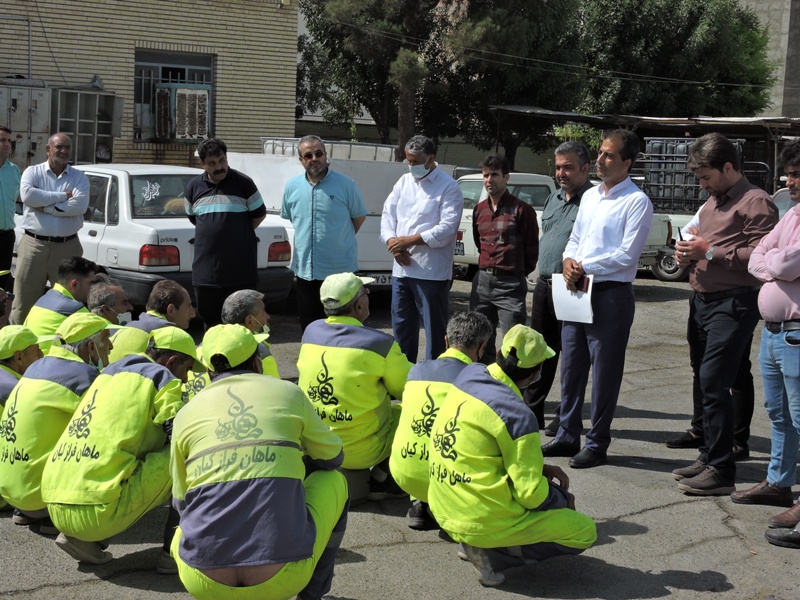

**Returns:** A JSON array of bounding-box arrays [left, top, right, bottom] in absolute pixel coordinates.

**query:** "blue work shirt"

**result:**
[[0, 159, 21, 231], [281, 169, 367, 281]]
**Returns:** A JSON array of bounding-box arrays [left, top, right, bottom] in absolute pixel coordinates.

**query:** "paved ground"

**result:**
[[2, 274, 799, 599]]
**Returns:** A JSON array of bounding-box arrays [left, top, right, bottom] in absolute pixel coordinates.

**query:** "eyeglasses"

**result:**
[[301, 150, 325, 160]]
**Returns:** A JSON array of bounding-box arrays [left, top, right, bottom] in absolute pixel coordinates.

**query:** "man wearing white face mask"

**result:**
[[381, 135, 464, 363], [87, 282, 134, 326], [185, 289, 280, 400]]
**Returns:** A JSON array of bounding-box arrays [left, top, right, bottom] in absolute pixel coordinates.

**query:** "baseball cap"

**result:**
[[150, 326, 203, 371], [319, 273, 375, 309], [55, 312, 121, 345], [500, 324, 555, 368], [0, 326, 45, 360], [201, 324, 258, 371]]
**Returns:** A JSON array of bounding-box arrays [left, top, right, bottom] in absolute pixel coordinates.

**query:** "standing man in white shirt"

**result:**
[[12, 133, 89, 325], [0, 126, 20, 291], [542, 129, 653, 469], [381, 135, 463, 363]]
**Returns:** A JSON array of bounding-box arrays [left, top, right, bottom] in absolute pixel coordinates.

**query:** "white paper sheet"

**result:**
[[552, 274, 594, 324]]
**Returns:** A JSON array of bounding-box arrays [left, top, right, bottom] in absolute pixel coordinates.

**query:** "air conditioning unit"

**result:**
[[154, 83, 211, 141]]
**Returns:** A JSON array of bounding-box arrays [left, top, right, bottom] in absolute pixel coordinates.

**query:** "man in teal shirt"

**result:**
[[0, 126, 19, 290], [281, 135, 368, 331]]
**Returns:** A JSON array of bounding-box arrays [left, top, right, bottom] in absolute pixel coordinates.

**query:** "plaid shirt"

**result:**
[[472, 190, 539, 274]]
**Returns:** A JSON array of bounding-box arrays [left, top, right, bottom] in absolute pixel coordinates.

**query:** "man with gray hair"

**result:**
[[282, 135, 368, 331], [87, 282, 133, 325], [381, 135, 463, 363], [185, 289, 280, 398], [524, 141, 594, 434], [390, 311, 492, 530]]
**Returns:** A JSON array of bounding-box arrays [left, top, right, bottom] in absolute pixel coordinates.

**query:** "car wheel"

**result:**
[[652, 253, 688, 282]]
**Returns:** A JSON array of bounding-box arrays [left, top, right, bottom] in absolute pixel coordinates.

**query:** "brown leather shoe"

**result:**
[[730, 480, 793, 507], [768, 501, 800, 529]]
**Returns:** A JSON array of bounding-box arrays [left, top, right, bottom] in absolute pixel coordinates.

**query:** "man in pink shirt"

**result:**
[[739, 140, 800, 549]]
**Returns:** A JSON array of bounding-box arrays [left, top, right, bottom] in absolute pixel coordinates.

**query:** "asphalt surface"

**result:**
[[2, 274, 798, 600]]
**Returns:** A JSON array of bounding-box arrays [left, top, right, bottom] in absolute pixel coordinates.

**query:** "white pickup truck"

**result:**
[[454, 173, 674, 285], [15, 164, 294, 310]]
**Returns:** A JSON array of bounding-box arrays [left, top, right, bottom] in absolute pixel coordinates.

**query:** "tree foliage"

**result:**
[[297, 0, 777, 167], [579, 0, 775, 116]]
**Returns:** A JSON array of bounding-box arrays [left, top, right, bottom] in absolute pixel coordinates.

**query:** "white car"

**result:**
[[15, 164, 294, 310], [453, 172, 557, 284]]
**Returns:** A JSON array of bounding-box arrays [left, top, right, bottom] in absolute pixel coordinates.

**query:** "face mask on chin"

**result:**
[[115, 311, 132, 326], [90, 346, 104, 371], [252, 318, 270, 337]]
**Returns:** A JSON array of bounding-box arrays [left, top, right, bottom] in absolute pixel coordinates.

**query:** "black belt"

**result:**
[[594, 280, 629, 291], [694, 286, 759, 303], [765, 320, 800, 333], [538, 275, 552, 286], [25, 230, 78, 243]]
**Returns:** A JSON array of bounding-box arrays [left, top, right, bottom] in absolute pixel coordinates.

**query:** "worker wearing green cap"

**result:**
[[0, 325, 45, 405], [0, 312, 114, 535], [428, 324, 597, 587], [170, 324, 348, 600], [42, 326, 201, 571]]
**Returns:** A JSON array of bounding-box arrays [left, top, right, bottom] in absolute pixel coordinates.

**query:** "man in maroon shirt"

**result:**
[[673, 133, 778, 495], [469, 154, 539, 363]]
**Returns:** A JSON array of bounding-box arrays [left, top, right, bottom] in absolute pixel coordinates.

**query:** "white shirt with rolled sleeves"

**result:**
[[563, 176, 653, 283], [20, 163, 89, 237], [380, 166, 463, 281]]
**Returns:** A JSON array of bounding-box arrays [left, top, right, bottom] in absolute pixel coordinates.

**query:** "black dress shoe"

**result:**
[[543, 416, 560, 437], [665, 430, 704, 449], [569, 447, 607, 469], [765, 527, 800, 549], [541, 440, 580, 457], [732, 444, 750, 462]]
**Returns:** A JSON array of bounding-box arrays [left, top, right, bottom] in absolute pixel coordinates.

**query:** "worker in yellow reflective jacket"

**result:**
[[428, 325, 597, 587]]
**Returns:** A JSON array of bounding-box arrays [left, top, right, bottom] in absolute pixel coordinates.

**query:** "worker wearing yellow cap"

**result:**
[[428, 325, 597, 587], [170, 324, 347, 600], [297, 272, 412, 501], [42, 326, 201, 571], [0, 312, 114, 535], [0, 325, 45, 405]]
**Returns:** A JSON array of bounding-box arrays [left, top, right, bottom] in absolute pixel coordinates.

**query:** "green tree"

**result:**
[[430, 0, 584, 169], [297, 0, 439, 157], [579, 0, 775, 116]]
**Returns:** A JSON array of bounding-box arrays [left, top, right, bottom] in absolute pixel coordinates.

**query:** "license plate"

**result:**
[[455, 242, 464, 256], [363, 273, 392, 285]]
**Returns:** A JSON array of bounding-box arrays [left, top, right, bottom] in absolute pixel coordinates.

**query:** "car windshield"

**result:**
[[459, 180, 485, 211], [129, 174, 196, 218]]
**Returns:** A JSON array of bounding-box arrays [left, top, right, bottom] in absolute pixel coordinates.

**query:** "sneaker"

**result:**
[[677, 465, 735, 496], [367, 476, 408, 501], [665, 430, 704, 449], [156, 549, 178, 575], [406, 500, 438, 531], [11, 509, 36, 526], [671, 459, 707, 481], [461, 544, 505, 587], [55, 533, 113, 565], [38, 518, 59, 536]]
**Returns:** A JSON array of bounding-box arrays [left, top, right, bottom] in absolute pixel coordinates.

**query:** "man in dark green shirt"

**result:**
[[524, 142, 594, 432]]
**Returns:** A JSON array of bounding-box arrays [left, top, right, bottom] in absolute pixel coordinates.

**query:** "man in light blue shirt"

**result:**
[[281, 135, 368, 332], [0, 126, 20, 291], [11, 133, 89, 325], [380, 135, 463, 363], [542, 129, 653, 469]]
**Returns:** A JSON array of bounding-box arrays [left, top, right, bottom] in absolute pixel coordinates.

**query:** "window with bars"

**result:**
[[134, 50, 214, 142]]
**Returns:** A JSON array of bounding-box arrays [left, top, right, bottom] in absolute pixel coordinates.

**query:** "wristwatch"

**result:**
[[705, 246, 714, 261]]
